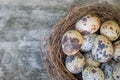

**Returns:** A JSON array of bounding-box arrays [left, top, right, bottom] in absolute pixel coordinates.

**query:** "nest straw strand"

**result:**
[[45, 2, 120, 80]]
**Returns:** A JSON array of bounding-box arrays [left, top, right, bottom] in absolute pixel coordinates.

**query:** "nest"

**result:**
[[45, 2, 120, 80]]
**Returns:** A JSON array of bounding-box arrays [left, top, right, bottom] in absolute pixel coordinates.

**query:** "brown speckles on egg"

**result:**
[[62, 30, 83, 56], [81, 17, 87, 22], [106, 45, 108, 48], [102, 25, 106, 28], [80, 34, 97, 52], [110, 27, 113, 30], [116, 29, 120, 36], [103, 53, 106, 57], [101, 60, 115, 80], [75, 14, 100, 34], [100, 20, 120, 41], [79, 53, 84, 59], [97, 57, 101, 61], [98, 40, 105, 50], [71, 37, 79, 43], [63, 37, 81, 54], [95, 40, 111, 62], [84, 52, 100, 67], [82, 65, 104, 80], [107, 42, 110, 44], [84, 23, 86, 26], [65, 52, 85, 74], [91, 25, 97, 31], [87, 15, 90, 18], [92, 69, 96, 73], [71, 38, 81, 50], [92, 35, 113, 62]]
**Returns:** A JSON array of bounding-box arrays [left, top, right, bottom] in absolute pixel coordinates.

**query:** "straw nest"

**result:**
[[45, 2, 120, 80]]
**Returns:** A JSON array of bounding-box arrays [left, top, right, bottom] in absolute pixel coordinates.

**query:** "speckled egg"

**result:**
[[62, 30, 83, 56], [84, 52, 100, 67], [80, 34, 97, 52], [65, 52, 85, 74], [100, 20, 120, 41], [82, 65, 104, 80], [75, 14, 100, 35], [113, 62, 120, 80], [92, 35, 113, 63], [113, 40, 120, 61], [101, 60, 116, 80]]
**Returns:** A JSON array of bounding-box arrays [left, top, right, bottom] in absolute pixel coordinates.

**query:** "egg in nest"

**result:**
[[75, 14, 100, 35], [80, 34, 97, 52], [101, 60, 116, 80], [82, 65, 104, 80], [62, 30, 83, 56], [92, 35, 113, 62], [84, 52, 100, 67], [65, 52, 85, 74], [100, 20, 120, 41]]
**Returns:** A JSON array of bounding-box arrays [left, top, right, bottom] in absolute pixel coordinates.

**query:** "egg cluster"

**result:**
[[61, 14, 120, 80]]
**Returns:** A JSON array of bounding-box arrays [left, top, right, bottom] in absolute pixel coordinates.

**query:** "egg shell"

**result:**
[[84, 52, 100, 67], [101, 60, 116, 80], [113, 40, 120, 61], [65, 52, 85, 74], [113, 62, 120, 80], [75, 14, 100, 35], [92, 35, 113, 63], [80, 34, 97, 52], [100, 20, 120, 41], [82, 65, 104, 80], [62, 30, 83, 56]]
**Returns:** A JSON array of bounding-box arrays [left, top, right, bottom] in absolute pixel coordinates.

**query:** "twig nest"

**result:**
[[75, 14, 100, 35], [82, 65, 104, 80], [80, 34, 97, 52], [113, 40, 120, 61], [100, 20, 120, 41], [62, 30, 83, 56], [84, 52, 100, 67], [113, 62, 120, 80], [46, 3, 120, 80], [92, 35, 113, 63], [65, 52, 85, 74]]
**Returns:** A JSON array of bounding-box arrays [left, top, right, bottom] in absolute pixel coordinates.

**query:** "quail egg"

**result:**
[[65, 52, 85, 74], [113, 40, 120, 61], [92, 35, 113, 63], [62, 30, 83, 56], [101, 60, 116, 80], [113, 62, 120, 80], [82, 65, 104, 80], [80, 34, 97, 52], [100, 20, 120, 41], [84, 52, 100, 67], [75, 14, 100, 35]]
